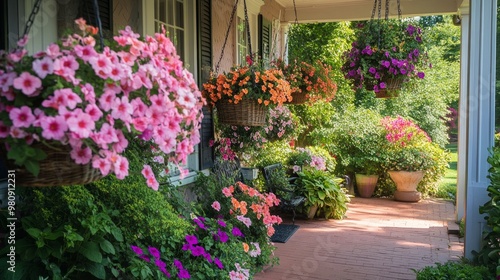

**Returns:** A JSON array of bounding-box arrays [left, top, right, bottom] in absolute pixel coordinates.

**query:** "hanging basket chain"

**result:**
[[215, 0, 240, 74], [243, 0, 253, 62], [397, 0, 402, 19], [19, 0, 43, 47], [92, 0, 105, 50]]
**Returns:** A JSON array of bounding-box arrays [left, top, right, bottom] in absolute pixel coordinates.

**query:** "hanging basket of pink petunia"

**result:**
[[0, 19, 205, 187]]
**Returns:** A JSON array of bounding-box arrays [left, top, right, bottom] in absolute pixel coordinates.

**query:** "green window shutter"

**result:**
[[258, 14, 272, 64], [197, 0, 214, 170]]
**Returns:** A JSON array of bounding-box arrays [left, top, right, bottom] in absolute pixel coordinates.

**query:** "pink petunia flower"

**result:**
[[211, 201, 221, 211], [92, 155, 112, 176], [40, 116, 68, 140], [67, 113, 95, 138], [9, 106, 36, 128], [13, 72, 42, 96], [70, 146, 92, 164], [32, 57, 54, 79]]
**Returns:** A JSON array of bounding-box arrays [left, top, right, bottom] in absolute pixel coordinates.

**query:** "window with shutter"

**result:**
[[259, 14, 272, 66], [197, 0, 214, 170]]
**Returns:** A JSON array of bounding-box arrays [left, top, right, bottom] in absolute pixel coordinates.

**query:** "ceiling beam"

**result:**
[[283, 0, 462, 23]]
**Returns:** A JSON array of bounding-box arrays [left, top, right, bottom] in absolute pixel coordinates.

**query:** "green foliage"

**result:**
[[290, 101, 337, 147], [414, 260, 493, 280], [0, 186, 124, 280], [475, 146, 500, 276], [314, 107, 385, 175], [297, 169, 350, 219], [0, 138, 191, 279]]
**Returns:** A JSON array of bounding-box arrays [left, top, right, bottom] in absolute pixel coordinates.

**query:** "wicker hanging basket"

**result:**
[[216, 98, 267, 126], [286, 91, 308, 105], [374, 77, 404, 98], [3, 142, 103, 187]]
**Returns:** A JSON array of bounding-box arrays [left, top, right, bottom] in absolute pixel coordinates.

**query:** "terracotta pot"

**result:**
[[355, 174, 379, 198], [388, 170, 424, 192], [307, 204, 319, 219]]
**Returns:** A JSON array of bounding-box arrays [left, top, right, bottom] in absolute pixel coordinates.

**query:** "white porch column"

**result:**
[[464, 0, 497, 259], [456, 6, 469, 223], [280, 23, 290, 63]]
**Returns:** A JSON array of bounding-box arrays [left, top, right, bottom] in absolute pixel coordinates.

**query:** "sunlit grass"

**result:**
[[435, 143, 457, 200]]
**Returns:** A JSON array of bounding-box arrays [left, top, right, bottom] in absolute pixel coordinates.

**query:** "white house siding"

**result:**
[[18, 0, 58, 54]]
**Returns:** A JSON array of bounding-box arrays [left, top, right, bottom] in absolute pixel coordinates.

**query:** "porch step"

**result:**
[[447, 219, 460, 235]]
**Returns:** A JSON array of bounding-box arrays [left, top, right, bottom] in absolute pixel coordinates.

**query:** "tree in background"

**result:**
[[287, 17, 460, 148]]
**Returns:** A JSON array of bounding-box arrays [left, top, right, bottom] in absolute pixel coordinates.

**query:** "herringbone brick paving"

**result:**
[[255, 197, 463, 280]]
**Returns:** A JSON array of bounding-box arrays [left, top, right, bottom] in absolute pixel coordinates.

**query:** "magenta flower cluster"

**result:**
[[0, 18, 204, 187], [130, 245, 190, 278]]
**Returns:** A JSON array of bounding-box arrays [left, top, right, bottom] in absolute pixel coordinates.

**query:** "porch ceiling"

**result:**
[[275, 0, 466, 22]]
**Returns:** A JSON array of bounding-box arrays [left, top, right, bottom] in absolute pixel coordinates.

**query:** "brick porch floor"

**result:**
[[255, 197, 464, 280]]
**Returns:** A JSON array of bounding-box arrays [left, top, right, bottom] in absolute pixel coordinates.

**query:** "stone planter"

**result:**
[[388, 170, 424, 202], [355, 174, 379, 198]]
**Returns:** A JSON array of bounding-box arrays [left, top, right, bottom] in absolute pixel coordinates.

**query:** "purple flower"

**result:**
[[185, 235, 198, 245], [400, 69, 407, 75], [381, 61, 390, 68], [217, 229, 229, 243], [417, 72, 425, 79], [232, 227, 244, 237], [416, 36, 422, 43], [384, 51, 390, 58], [217, 219, 227, 228], [193, 218, 207, 230], [148, 246, 161, 260], [182, 243, 192, 251], [379, 82, 387, 89], [191, 245, 206, 257], [156, 261, 171, 278], [174, 259, 184, 269], [214, 258, 224, 270], [139, 254, 150, 262], [155, 259, 167, 269], [406, 25, 416, 36], [203, 252, 213, 263], [178, 268, 191, 279], [368, 67, 376, 74], [130, 245, 143, 256], [374, 73, 381, 79]]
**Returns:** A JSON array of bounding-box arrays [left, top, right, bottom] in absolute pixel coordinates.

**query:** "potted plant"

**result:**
[[273, 59, 337, 104], [341, 19, 429, 97], [296, 168, 350, 220], [353, 156, 381, 198], [202, 60, 292, 126], [0, 19, 204, 188], [380, 116, 435, 202]]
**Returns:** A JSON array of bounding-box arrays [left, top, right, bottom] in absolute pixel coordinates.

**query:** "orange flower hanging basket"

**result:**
[[216, 99, 267, 126]]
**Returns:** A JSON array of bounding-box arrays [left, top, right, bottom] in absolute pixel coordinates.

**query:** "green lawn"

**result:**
[[435, 143, 458, 199]]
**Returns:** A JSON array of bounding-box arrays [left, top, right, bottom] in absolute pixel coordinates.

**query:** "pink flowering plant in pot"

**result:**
[[341, 19, 429, 94], [0, 19, 204, 187]]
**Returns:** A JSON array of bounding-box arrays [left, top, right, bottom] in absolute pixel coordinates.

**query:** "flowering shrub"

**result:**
[[380, 116, 434, 171], [202, 64, 292, 107], [0, 19, 204, 187], [213, 105, 297, 156], [341, 19, 429, 93], [287, 147, 330, 173], [264, 106, 297, 141], [274, 59, 337, 103]]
